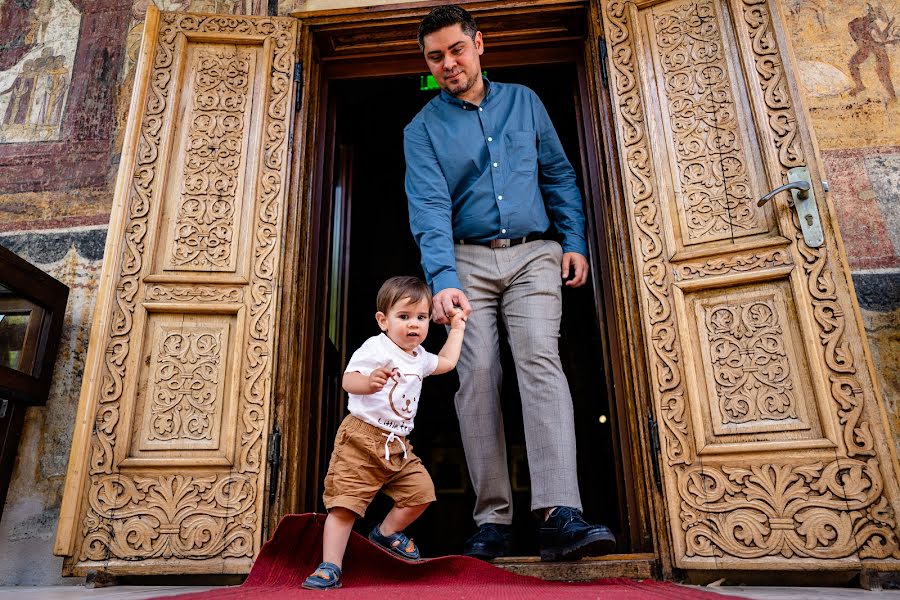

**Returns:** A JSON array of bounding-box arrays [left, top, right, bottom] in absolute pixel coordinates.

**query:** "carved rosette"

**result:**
[[603, 0, 900, 565], [705, 299, 797, 424], [653, 0, 762, 243], [79, 13, 294, 565]]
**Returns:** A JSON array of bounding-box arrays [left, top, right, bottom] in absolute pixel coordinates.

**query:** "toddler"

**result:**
[[303, 275, 466, 590]]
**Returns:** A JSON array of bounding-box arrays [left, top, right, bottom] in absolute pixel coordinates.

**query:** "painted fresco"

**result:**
[[786, 1, 900, 149], [0, 0, 81, 144]]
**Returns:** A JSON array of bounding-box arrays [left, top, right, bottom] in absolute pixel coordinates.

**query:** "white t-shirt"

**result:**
[[344, 333, 440, 435]]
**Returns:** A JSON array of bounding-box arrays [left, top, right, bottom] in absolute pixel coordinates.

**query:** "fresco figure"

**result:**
[[2, 60, 37, 126], [36, 53, 68, 126], [848, 2, 899, 101], [0, 0, 79, 143]]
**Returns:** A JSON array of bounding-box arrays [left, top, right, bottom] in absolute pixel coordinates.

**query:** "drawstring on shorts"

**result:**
[[382, 432, 408, 462]]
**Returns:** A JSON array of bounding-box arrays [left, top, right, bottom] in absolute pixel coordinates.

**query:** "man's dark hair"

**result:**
[[417, 5, 478, 51]]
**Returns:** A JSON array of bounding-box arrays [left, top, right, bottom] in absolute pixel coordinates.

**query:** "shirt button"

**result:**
[[487, 137, 493, 142], [501, 229, 507, 234], [493, 162, 498, 168], [479, 107, 483, 112], [497, 195, 503, 200]]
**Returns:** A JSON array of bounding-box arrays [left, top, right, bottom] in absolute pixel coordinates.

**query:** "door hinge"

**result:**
[[598, 36, 609, 89], [294, 63, 303, 112], [647, 415, 663, 493], [267, 422, 281, 503]]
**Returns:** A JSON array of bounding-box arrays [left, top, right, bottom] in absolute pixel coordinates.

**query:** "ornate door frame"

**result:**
[[270, 0, 665, 565]]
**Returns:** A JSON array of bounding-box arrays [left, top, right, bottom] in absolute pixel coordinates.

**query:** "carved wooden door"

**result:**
[[53, 6, 298, 575], [602, 0, 900, 570]]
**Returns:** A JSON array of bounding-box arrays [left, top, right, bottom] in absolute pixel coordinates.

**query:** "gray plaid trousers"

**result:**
[[452, 239, 582, 525]]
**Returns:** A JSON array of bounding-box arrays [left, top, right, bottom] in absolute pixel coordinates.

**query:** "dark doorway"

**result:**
[[318, 64, 620, 557]]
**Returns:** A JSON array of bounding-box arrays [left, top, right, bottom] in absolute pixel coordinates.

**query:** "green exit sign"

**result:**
[[419, 71, 488, 92], [419, 74, 440, 91]]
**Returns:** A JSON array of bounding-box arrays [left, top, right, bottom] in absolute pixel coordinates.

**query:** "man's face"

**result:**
[[422, 24, 484, 98]]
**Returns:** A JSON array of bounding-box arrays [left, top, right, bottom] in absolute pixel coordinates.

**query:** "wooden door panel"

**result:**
[[677, 275, 831, 448], [157, 43, 261, 275], [641, 0, 776, 254], [603, 0, 900, 570], [54, 8, 297, 575]]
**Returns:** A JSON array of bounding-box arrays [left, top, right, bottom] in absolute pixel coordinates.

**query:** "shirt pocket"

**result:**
[[506, 130, 537, 174]]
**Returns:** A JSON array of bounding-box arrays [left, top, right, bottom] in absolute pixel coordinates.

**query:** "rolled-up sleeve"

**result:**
[[534, 93, 587, 256], [404, 120, 462, 293]]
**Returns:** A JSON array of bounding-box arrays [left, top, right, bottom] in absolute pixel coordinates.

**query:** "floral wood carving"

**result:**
[[169, 46, 253, 271], [678, 460, 900, 559], [79, 13, 294, 565], [653, 0, 765, 244], [147, 330, 223, 442], [737, 0, 802, 169], [146, 285, 243, 303], [605, 0, 693, 467], [676, 248, 791, 280], [81, 474, 255, 560], [704, 299, 796, 424]]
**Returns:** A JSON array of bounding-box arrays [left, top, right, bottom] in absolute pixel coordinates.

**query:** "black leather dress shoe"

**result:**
[[463, 523, 513, 560], [539, 506, 616, 561]]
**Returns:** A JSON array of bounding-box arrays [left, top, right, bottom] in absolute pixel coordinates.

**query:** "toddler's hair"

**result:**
[[376, 276, 433, 315]]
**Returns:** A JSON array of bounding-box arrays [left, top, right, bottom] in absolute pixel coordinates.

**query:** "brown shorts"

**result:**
[[323, 415, 436, 518]]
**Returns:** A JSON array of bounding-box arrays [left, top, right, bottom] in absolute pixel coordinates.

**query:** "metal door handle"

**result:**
[[757, 180, 810, 207], [757, 166, 823, 248]]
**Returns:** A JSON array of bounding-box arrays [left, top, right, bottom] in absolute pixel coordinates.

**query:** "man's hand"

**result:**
[[561, 252, 589, 288], [433, 287, 472, 325], [448, 307, 467, 331]]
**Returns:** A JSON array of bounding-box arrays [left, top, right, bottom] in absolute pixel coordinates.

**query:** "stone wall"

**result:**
[[0, 0, 896, 585]]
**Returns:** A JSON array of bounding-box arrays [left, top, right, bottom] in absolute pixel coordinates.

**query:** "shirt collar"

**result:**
[[439, 77, 496, 110]]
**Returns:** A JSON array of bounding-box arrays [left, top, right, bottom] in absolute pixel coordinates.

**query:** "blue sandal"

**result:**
[[302, 561, 342, 590], [368, 524, 420, 560]]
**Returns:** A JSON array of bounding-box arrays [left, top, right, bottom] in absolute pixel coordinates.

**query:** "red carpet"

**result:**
[[160, 513, 747, 599]]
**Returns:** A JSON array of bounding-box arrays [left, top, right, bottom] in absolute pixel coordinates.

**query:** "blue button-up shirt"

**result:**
[[404, 79, 587, 293]]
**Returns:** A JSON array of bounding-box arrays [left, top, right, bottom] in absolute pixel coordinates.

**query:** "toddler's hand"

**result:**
[[368, 367, 395, 392], [448, 307, 467, 331]]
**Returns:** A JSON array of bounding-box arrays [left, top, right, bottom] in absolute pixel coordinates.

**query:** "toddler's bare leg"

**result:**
[[322, 507, 356, 568], [379, 503, 430, 537]]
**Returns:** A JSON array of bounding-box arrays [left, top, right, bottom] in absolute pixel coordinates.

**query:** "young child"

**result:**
[[303, 276, 466, 590]]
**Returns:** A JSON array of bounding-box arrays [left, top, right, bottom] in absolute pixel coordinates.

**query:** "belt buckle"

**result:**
[[490, 238, 511, 249]]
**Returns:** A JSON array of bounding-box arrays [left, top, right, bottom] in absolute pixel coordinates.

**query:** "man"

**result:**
[[403, 4, 615, 562]]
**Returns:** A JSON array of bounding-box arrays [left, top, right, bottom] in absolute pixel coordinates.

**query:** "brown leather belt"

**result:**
[[455, 232, 544, 249]]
